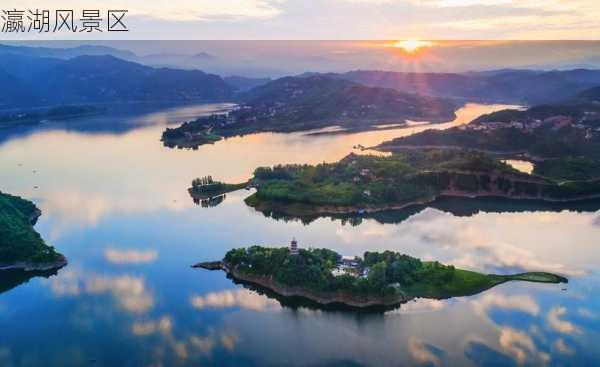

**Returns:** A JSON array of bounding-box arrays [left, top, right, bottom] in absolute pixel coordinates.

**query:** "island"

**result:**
[[201, 149, 600, 218], [194, 242, 567, 309], [162, 75, 457, 149], [0, 191, 67, 271]]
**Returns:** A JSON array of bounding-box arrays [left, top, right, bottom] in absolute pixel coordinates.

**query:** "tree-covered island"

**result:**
[[195, 243, 567, 308], [0, 191, 66, 271], [202, 149, 600, 218], [162, 75, 457, 149]]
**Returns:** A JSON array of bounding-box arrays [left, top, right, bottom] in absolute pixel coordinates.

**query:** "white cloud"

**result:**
[[48, 270, 155, 313], [190, 289, 280, 312], [132, 316, 173, 336], [104, 248, 158, 265], [547, 307, 580, 335], [498, 327, 550, 365]]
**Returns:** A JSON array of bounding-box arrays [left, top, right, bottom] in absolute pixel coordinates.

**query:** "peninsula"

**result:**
[[195, 243, 567, 308], [162, 75, 457, 149], [0, 192, 66, 271], [206, 149, 600, 218], [376, 86, 600, 160]]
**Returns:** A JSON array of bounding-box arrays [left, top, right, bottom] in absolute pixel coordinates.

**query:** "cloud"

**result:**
[[547, 307, 580, 335], [190, 289, 280, 312], [577, 307, 597, 320], [132, 316, 173, 336], [473, 293, 540, 321], [189, 336, 216, 355], [408, 338, 444, 367], [10, 0, 282, 22], [220, 333, 239, 351], [553, 338, 574, 355], [104, 248, 158, 265], [498, 327, 550, 365], [48, 271, 155, 313]]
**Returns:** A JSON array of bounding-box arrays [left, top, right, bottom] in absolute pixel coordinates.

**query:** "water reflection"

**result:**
[[1, 102, 599, 366], [0, 268, 61, 295], [248, 195, 600, 228]]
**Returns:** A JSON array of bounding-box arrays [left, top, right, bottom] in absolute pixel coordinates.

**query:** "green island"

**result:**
[[189, 176, 248, 199], [0, 191, 66, 271], [195, 243, 567, 308], [205, 149, 600, 218], [162, 75, 457, 149]]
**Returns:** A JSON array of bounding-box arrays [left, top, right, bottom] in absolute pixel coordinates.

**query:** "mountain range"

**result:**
[[2, 43, 600, 112]]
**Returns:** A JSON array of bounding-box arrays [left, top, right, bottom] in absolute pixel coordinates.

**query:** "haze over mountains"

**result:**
[[2, 43, 600, 111]]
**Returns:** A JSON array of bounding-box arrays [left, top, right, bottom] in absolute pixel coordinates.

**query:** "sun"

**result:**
[[392, 40, 434, 53]]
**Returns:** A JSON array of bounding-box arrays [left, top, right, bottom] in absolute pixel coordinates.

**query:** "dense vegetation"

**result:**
[[222, 246, 566, 301], [223, 149, 600, 217], [243, 149, 536, 209], [224, 246, 461, 298], [0, 192, 62, 265], [161, 75, 457, 148], [379, 93, 600, 159], [534, 157, 600, 181]]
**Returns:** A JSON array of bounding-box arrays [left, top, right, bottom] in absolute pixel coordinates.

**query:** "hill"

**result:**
[[162, 75, 457, 148], [377, 86, 600, 160], [0, 192, 66, 271], [0, 53, 235, 109]]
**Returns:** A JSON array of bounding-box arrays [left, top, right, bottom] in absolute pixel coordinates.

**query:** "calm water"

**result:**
[[1, 103, 599, 367]]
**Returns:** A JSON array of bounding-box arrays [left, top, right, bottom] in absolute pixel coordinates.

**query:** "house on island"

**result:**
[[331, 255, 369, 278]]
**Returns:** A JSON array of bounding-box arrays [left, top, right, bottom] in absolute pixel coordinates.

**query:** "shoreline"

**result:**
[[0, 255, 68, 272], [194, 260, 567, 309], [195, 261, 408, 308]]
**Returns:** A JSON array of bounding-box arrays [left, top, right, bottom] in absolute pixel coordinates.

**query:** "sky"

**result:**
[[1, 0, 599, 40]]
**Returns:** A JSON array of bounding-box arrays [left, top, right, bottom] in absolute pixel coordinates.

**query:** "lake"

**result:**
[[1, 103, 599, 367]]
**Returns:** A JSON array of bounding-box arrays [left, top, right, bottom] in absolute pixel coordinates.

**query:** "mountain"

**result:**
[[224, 76, 271, 92], [0, 69, 38, 108], [0, 43, 137, 61], [332, 69, 600, 105], [238, 75, 457, 124], [576, 86, 600, 103], [0, 54, 235, 109], [162, 75, 458, 149]]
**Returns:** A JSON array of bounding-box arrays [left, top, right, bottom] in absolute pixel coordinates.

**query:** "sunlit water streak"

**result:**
[[0, 103, 599, 366]]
